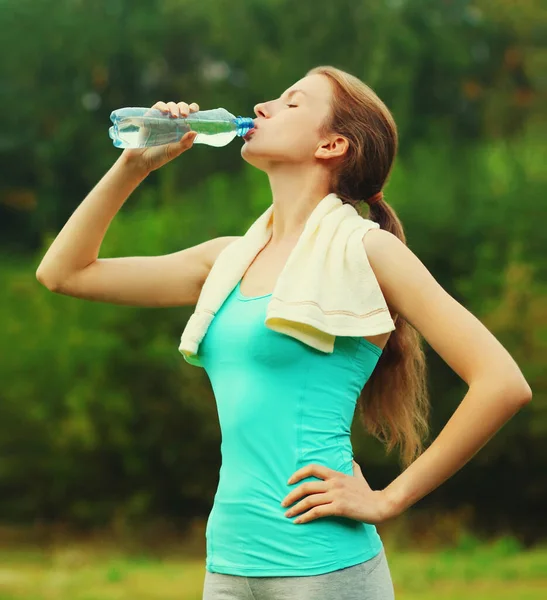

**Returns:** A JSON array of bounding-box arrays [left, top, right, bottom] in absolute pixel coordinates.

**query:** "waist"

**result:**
[[207, 495, 383, 575], [217, 446, 355, 504]]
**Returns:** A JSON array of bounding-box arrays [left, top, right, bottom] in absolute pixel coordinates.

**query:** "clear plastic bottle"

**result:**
[[108, 107, 254, 149]]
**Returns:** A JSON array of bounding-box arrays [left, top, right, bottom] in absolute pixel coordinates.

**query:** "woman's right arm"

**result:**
[[36, 100, 240, 307]]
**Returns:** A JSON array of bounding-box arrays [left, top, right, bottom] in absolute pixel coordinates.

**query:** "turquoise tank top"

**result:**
[[192, 279, 384, 576]]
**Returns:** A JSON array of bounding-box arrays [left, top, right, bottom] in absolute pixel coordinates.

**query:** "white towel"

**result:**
[[179, 192, 396, 365]]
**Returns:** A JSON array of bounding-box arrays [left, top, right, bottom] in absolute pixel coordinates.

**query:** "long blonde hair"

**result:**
[[308, 65, 430, 469]]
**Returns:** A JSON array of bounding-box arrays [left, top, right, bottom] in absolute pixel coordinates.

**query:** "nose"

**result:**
[[254, 102, 268, 120]]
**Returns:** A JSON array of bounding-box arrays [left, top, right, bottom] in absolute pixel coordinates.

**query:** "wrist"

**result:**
[[380, 485, 406, 521], [117, 152, 149, 182]]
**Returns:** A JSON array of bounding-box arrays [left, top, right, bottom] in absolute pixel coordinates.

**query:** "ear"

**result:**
[[315, 134, 349, 161]]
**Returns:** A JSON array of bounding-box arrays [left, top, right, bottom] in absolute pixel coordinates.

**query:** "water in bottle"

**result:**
[[108, 107, 255, 148]]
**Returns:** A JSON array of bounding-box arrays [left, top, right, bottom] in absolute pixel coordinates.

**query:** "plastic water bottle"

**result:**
[[108, 107, 255, 149]]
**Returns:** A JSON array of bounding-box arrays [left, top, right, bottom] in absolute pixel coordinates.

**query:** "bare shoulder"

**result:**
[[360, 228, 408, 314], [361, 227, 445, 323], [361, 228, 417, 288]]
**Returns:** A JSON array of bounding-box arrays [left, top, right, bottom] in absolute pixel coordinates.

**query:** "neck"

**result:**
[[266, 163, 331, 246]]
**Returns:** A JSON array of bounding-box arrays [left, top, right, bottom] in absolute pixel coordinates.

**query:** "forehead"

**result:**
[[282, 74, 332, 106]]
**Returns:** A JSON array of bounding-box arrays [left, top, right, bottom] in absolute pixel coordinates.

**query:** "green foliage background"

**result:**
[[0, 0, 545, 539]]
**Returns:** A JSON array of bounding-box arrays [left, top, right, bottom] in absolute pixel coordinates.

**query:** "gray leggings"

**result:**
[[202, 546, 395, 600]]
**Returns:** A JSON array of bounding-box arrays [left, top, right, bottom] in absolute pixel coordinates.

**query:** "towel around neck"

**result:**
[[178, 192, 396, 365]]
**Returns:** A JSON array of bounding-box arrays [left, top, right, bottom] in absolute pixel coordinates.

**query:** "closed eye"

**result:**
[[286, 104, 297, 108]]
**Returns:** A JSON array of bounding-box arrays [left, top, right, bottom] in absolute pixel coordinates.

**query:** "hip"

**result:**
[[203, 546, 395, 599]]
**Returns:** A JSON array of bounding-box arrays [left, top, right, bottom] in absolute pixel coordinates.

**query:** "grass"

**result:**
[[0, 537, 546, 600]]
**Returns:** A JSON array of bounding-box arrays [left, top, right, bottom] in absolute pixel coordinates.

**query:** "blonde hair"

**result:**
[[307, 65, 430, 469]]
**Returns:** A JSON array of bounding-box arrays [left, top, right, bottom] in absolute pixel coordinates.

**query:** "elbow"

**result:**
[[36, 266, 62, 292], [517, 381, 533, 406], [474, 372, 533, 407], [506, 376, 533, 407]]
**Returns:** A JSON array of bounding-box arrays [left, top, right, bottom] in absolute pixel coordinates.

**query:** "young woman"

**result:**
[[37, 66, 532, 600]]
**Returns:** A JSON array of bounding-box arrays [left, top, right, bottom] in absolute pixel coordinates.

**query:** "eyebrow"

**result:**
[[283, 89, 308, 100]]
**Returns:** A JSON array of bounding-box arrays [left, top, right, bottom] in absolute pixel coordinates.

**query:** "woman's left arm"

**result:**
[[363, 229, 533, 520]]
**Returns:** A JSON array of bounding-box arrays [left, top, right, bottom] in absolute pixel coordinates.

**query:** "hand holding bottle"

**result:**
[[121, 101, 200, 174]]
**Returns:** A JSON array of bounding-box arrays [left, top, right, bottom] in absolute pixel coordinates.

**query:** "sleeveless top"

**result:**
[[193, 279, 384, 576]]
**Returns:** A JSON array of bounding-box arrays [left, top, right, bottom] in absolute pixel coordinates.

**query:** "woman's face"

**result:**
[[241, 74, 342, 170]]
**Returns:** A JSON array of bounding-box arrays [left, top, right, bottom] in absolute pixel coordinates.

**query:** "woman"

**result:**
[[37, 66, 532, 600]]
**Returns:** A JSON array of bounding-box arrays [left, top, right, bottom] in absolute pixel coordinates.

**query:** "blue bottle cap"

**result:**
[[233, 117, 255, 137]]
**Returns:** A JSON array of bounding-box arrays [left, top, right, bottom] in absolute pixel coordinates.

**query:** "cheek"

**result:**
[[285, 133, 319, 160], [285, 120, 321, 154]]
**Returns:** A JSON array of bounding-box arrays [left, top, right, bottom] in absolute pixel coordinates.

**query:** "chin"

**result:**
[[241, 144, 269, 171]]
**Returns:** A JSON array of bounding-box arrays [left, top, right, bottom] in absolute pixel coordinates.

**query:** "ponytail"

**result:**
[[360, 197, 430, 469]]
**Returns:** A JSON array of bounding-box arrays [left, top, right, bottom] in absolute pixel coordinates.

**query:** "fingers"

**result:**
[[150, 101, 169, 113], [180, 130, 198, 145], [166, 101, 180, 117], [165, 131, 197, 161], [174, 102, 200, 117], [150, 101, 200, 118]]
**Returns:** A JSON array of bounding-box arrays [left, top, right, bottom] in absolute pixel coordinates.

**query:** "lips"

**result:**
[[244, 128, 256, 141]]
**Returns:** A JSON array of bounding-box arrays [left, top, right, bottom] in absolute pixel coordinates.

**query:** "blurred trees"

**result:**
[[0, 0, 545, 537]]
